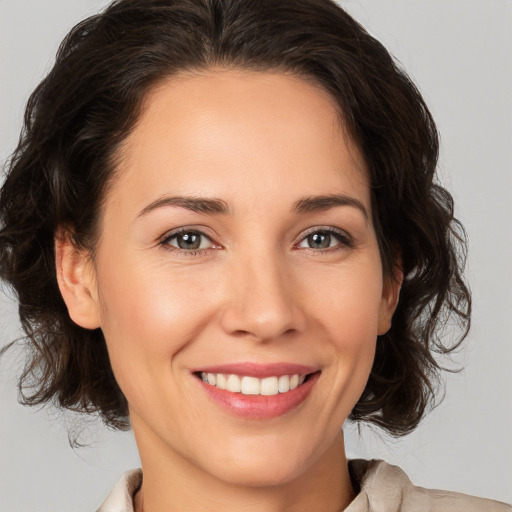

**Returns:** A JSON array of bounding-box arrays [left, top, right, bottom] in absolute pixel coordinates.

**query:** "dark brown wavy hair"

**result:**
[[0, 0, 470, 435]]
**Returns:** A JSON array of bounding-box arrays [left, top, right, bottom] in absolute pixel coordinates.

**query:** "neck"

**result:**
[[133, 427, 355, 512]]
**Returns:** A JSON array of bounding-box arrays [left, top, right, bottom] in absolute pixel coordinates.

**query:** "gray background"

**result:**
[[0, 1, 511, 510]]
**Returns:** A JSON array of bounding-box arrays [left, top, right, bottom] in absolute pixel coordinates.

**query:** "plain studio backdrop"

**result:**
[[0, 1, 511, 510]]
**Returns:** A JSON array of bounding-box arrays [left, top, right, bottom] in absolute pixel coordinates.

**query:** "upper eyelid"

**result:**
[[160, 226, 216, 243], [297, 225, 352, 240]]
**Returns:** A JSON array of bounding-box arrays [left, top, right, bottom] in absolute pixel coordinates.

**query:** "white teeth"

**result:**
[[200, 372, 308, 395], [278, 375, 290, 393], [260, 376, 279, 396], [241, 376, 260, 395], [226, 374, 241, 393], [216, 373, 227, 390]]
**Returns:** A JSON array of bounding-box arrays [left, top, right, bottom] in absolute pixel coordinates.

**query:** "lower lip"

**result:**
[[196, 372, 320, 419]]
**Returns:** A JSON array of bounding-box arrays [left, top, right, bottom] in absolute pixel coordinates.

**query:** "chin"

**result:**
[[197, 435, 327, 489], [208, 457, 309, 488]]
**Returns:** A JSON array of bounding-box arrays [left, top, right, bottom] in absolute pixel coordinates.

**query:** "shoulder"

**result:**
[[96, 468, 142, 512], [347, 459, 512, 512]]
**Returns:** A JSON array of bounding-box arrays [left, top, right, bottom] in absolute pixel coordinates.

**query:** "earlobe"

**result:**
[[377, 263, 403, 335], [55, 231, 101, 330]]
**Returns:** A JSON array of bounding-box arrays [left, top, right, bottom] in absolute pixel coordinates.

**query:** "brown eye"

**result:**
[[164, 230, 212, 251]]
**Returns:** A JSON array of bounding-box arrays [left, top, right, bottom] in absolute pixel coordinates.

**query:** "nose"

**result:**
[[219, 251, 306, 342]]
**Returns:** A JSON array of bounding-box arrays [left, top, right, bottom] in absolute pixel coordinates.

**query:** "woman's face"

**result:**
[[74, 69, 399, 486]]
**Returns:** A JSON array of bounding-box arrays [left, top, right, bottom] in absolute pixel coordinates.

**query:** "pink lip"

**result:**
[[191, 362, 318, 378], [193, 367, 321, 420]]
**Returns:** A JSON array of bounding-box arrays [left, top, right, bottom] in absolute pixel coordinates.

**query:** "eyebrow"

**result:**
[[137, 195, 230, 217], [137, 193, 368, 219], [292, 194, 369, 220]]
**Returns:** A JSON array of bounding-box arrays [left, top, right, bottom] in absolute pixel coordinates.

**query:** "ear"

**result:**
[[55, 230, 101, 330], [377, 261, 403, 335]]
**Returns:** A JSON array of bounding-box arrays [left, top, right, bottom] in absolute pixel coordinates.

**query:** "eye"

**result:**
[[297, 228, 352, 250], [162, 230, 214, 251]]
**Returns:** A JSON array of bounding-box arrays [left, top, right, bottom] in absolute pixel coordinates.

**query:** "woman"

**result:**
[[0, 0, 510, 510]]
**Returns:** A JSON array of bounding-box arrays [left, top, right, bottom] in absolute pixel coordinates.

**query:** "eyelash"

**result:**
[[159, 226, 353, 256], [295, 227, 354, 252], [159, 228, 218, 256]]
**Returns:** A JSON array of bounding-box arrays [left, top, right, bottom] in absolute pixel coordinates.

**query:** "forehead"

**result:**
[[108, 68, 369, 216]]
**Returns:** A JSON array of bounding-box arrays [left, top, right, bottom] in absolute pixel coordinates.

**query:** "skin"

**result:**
[[56, 68, 400, 512]]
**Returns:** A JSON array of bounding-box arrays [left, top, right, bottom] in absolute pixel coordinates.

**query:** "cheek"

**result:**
[[337, 276, 382, 375], [305, 258, 384, 341], [305, 258, 383, 391], [95, 258, 218, 389]]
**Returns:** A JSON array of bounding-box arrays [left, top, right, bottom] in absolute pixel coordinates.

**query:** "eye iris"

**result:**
[[177, 232, 201, 250], [308, 232, 331, 249]]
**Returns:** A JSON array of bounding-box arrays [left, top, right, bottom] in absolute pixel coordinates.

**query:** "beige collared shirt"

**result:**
[[96, 459, 512, 511]]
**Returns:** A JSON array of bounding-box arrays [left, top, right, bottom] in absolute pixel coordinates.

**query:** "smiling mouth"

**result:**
[[194, 368, 321, 419], [196, 372, 314, 396]]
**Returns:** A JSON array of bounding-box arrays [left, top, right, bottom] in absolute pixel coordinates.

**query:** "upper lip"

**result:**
[[192, 362, 318, 378]]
